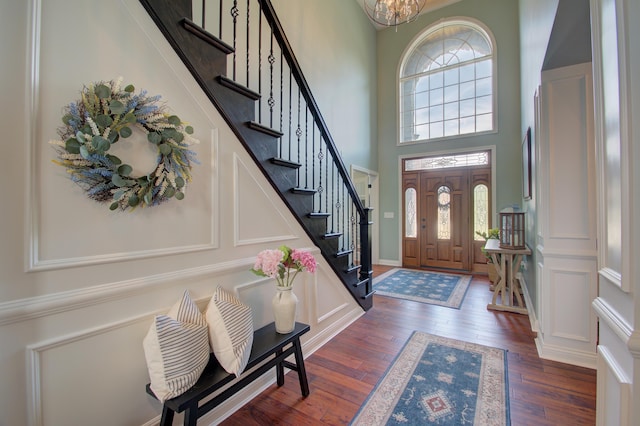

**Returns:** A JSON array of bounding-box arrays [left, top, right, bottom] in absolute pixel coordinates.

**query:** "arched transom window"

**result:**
[[399, 19, 495, 143]]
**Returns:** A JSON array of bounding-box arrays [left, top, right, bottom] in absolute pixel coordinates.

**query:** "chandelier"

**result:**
[[364, 0, 427, 27]]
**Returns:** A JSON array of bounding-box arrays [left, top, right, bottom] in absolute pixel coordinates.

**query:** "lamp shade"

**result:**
[[499, 211, 526, 249]]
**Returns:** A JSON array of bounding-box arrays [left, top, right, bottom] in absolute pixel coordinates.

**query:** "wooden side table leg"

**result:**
[[183, 403, 198, 426], [505, 255, 514, 306], [276, 348, 285, 387], [160, 406, 174, 426], [293, 338, 310, 397], [512, 255, 526, 307], [497, 254, 508, 305]]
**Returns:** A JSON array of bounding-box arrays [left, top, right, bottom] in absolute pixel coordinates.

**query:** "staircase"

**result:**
[[139, 0, 374, 310]]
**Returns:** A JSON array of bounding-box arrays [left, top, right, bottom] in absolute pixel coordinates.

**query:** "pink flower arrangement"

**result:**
[[252, 245, 317, 287]]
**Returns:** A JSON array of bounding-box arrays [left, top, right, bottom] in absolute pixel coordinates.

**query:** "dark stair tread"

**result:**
[[247, 121, 284, 138], [271, 158, 301, 169], [217, 76, 261, 100], [323, 232, 342, 239], [335, 249, 353, 258], [354, 278, 369, 288], [291, 188, 316, 195], [345, 264, 361, 273], [182, 18, 234, 54], [308, 212, 330, 219]]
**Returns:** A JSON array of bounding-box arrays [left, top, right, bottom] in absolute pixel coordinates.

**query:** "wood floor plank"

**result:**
[[221, 266, 596, 425]]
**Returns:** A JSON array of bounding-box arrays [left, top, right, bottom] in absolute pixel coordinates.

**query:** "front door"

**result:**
[[420, 169, 468, 270], [401, 151, 492, 272]]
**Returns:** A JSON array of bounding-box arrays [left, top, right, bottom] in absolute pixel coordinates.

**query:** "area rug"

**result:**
[[373, 268, 471, 309], [350, 332, 510, 425]]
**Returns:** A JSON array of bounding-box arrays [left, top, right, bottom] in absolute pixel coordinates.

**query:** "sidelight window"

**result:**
[[473, 184, 489, 240], [405, 188, 417, 238]]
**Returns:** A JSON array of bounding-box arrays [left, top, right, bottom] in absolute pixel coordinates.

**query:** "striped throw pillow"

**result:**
[[143, 290, 210, 402], [205, 286, 254, 377]]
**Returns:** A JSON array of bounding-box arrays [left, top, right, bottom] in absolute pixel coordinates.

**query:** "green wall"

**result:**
[[272, 0, 378, 172], [376, 0, 522, 262], [518, 0, 559, 311]]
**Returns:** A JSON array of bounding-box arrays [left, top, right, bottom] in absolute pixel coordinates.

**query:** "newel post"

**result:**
[[359, 207, 373, 295]]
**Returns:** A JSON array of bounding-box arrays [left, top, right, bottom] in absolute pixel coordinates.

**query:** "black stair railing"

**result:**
[[140, 0, 373, 309]]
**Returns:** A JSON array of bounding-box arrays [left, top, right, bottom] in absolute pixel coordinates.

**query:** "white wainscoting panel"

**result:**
[[28, 0, 222, 271], [536, 255, 597, 367], [596, 346, 631, 425], [27, 315, 160, 426], [536, 63, 597, 368], [233, 154, 298, 246]]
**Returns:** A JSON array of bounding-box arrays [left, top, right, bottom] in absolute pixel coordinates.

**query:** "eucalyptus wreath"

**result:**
[[50, 78, 199, 211]]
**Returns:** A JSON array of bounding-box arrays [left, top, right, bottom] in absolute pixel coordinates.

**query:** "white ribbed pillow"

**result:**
[[205, 286, 254, 377], [143, 290, 210, 402]]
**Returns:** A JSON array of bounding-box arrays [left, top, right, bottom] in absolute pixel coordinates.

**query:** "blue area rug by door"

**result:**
[[373, 268, 471, 309], [350, 332, 510, 425]]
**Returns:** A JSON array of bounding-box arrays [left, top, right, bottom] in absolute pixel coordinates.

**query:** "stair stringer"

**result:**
[[138, 0, 373, 310]]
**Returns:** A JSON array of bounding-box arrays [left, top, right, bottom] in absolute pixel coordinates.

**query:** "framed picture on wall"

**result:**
[[522, 127, 532, 200]]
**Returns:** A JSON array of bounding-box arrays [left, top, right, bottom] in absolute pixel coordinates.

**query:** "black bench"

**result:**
[[146, 322, 311, 426]]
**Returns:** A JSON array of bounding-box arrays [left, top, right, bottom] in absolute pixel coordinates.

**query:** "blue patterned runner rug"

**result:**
[[350, 332, 510, 425], [373, 268, 471, 309]]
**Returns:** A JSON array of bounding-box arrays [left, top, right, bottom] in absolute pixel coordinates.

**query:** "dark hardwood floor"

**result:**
[[222, 266, 596, 425]]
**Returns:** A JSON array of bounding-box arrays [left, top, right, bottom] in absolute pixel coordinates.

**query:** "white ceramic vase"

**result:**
[[272, 286, 298, 334]]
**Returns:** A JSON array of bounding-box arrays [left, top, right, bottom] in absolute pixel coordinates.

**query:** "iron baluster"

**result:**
[[296, 87, 301, 188], [268, 31, 275, 129], [246, 0, 250, 87], [230, 0, 238, 81], [258, 2, 262, 122]]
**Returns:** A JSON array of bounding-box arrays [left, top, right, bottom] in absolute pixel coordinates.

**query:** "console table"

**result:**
[[483, 239, 531, 314]]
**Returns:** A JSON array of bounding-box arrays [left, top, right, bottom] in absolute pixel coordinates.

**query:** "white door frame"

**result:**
[[350, 165, 380, 265]]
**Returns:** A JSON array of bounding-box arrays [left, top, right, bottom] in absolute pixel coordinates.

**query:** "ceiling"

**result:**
[[355, 0, 462, 30]]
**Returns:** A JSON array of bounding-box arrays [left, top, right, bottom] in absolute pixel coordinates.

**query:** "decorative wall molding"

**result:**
[[591, 0, 631, 293], [27, 0, 221, 272], [24, 0, 41, 274], [0, 257, 255, 326], [30, 243, 218, 272], [317, 303, 350, 324], [535, 247, 598, 259], [535, 63, 597, 369], [592, 297, 633, 345], [596, 346, 632, 425], [232, 153, 298, 246], [22, 282, 363, 426], [26, 313, 153, 426], [627, 331, 640, 359], [598, 266, 623, 290]]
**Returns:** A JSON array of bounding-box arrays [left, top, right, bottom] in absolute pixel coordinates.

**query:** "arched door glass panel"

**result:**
[[437, 186, 451, 239]]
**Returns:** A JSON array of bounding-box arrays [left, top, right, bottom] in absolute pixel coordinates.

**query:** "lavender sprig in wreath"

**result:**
[[49, 77, 199, 211]]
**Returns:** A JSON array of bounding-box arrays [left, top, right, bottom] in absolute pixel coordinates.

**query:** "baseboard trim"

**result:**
[[534, 336, 597, 369], [517, 273, 540, 333]]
